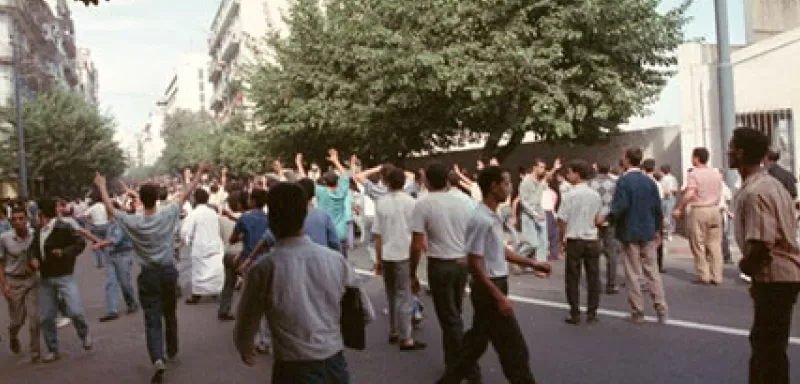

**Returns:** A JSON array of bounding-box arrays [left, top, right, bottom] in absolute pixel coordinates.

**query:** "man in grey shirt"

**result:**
[[518, 158, 549, 261], [558, 160, 604, 325], [94, 162, 208, 381], [589, 163, 621, 294], [235, 182, 357, 383]]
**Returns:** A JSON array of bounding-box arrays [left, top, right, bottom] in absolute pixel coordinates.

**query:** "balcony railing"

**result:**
[[219, 30, 241, 62], [208, 0, 241, 55]]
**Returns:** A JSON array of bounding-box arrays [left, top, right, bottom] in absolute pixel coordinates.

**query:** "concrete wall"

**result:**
[[746, 0, 800, 44], [406, 126, 684, 184]]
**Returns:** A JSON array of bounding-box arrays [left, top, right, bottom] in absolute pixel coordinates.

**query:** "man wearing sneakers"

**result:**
[[29, 198, 91, 363], [94, 161, 210, 382]]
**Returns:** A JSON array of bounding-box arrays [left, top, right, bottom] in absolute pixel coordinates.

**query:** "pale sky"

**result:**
[[70, 0, 747, 152]]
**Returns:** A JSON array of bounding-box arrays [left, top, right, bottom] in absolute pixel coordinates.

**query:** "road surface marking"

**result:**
[[354, 268, 800, 346]]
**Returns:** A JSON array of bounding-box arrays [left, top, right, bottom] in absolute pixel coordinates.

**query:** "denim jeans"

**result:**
[[661, 198, 676, 234], [138, 263, 179, 362], [91, 224, 110, 267], [105, 250, 138, 315], [39, 275, 89, 353], [218, 254, 238, 317], [520, 215, 548, 262], [273, 351, 350, 384]]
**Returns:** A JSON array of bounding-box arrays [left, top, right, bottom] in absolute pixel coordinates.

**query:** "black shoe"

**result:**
[[564, 315, 581, 325], [185, 296, 200, 305], [606, 287, 620, 295], [388, 334, 399, 344], [127, 306, 139, 315], [218, 314, 235, 322], [99, 313, 120, 322], [586, 313, 599, 324], [10, 337, 20, 354]]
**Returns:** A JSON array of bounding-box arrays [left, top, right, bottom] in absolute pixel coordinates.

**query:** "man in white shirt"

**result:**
[[83, 195, 110, 268], [410, 162, 477, 380], [438, 166, 550, 384], [659, 164, 679, 238], [374, 168, 426, 351]]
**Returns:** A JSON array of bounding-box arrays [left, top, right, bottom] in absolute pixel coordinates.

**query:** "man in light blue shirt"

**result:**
[[296, 149, 350, 257]]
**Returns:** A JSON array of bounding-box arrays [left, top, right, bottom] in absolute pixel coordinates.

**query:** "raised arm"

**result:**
[[295, 153, 307, 179], [93, 173, 118, 220], [327, 148, 345, 174], [178, 161, 213, 208]]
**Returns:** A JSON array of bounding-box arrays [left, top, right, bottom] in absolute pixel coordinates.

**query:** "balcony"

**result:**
[[208, 0, 241, 55], [63, 59, 78, 86], [219, 30, 241, 62], [208, 60, 224, 83]]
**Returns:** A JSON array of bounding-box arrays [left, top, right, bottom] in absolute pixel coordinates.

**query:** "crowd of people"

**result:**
[[0, 127, 798, 383]]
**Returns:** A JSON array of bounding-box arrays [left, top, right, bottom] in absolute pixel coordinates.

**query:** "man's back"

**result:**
[[236, 237, 355, 361], [411, 191, 473, 259], [767, 163, 799, 199], [374, 192, 415, 260], [686, 166, 722, 206], [114, 203, 180, 265], [316, 176, 351, 240], [611, 171, 662, 243]]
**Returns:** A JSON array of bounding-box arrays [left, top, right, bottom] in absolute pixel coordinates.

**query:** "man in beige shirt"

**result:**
[[674, 147, 724, 285], [729, 127, 800, 384]]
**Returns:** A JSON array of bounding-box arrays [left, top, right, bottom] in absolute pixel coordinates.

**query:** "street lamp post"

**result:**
[[714, 0, 737, 188], [11, 35, 28, 198]]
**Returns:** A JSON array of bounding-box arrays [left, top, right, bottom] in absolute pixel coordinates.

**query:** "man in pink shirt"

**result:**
[[674, 147, 724, 285]]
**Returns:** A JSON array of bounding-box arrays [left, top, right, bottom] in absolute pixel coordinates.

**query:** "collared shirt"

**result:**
[[464, 203, 508, 278], [373, 191, 416, 262], [234, 236, 357, 362], [107, 221, 134, 254], [0, 230, 33, 276], [686, 166, 722, 207], [609, 169, 662, 243], [589, 174, 616, 217], [558, 183, 602, 240], [734, 169, 800, 283], [411, 190, 474, 260], [84, 202, 109, 226], [234, 209, 270, 261], [767, 163, 798, 199], [519, 175, 547, 219]]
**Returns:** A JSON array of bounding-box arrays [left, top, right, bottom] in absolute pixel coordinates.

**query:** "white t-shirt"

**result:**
[[84, 202, 109, 226], [470, 183, 483, 201], [373, 192, 415, 261], [411, 190, 474, 259]]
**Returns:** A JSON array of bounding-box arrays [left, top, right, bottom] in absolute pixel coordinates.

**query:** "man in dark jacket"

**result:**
[[765, 150, 798, 199], [29, 198, 90, 363], [603, 148, 668, 324]]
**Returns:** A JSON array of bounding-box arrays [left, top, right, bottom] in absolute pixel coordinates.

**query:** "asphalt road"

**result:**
[[1, 237, 800, 384]]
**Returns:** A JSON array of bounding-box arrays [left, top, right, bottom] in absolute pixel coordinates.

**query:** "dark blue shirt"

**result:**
[[261, 207, 341, 253], [108, 221, 134, 254], [234, 209, 269, 261], [608, 170, 663, 243]]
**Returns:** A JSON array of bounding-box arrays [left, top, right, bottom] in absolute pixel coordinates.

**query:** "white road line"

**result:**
[[354, 268, 800, 346]]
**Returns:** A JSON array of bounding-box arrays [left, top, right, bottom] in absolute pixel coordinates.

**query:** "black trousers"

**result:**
[[565, 239, 601, 316], [218, 254, 238, 317], [749, 282, 800, 384], [427, 258, 478, 379], [441, 277, 536, 384]]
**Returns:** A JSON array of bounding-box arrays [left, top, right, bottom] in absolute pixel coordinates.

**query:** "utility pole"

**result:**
[[714, 0, 737, 188], [11, 36, 28, 198]]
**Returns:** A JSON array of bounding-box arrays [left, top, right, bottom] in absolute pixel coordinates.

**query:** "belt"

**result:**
[[566, 238, 599, 243], [428, 257, 466, 263], [691, 204, 718, 209]]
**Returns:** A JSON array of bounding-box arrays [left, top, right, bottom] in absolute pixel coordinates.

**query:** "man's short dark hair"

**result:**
[[38, 198, 57, 219], [139, 184, 159, 209], [250, 188, 268, 208], [322, 171, 339, 187], [625, 148, 643, 167], [386, 168, 406, 190], [660, 164, 671, 174], [767, 149, 780, 162], [10, 205, 26, 217], [298, 178, 316, 202], [446, 171, 461, 189], [477, 166, 505, 198], [267, 182, 308, 239], [642, 158, 657, 173], [597, 163, 611, 174], [568, 159, 593, 180], [692, 147, 710, 164], [157, 186, 168, 201], [425, 162, 448, 190], [380, 164, 396, 180], [733, 127, 770, 166], [193, 188, 210, 205]]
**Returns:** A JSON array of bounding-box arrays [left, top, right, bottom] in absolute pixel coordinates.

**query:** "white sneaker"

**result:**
[[740, 273, 752, 283], [56, 317, 71, 328], [154, 359, 166, 373], [82, 335, 93, 351], [42, 352, 60, 363]]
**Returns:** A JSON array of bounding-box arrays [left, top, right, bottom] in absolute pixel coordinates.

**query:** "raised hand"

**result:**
[[94, 172, 106, 188], [327, 148, 339, 163]]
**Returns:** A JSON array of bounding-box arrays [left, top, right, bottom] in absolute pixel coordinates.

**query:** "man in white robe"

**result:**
[[180, 189, 224, 303]]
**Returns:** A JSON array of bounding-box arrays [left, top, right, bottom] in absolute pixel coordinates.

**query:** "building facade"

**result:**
[[76, 47, 97, 106], [745, 0, 800, 44], [207, 0, 290, 121]]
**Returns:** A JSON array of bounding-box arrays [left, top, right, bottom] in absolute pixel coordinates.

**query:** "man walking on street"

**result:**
[[729, 127, 800, 384], [92, 207, 139, 322], [94, 162, 209, 382], [605, 148, 668, 323], [29, 198, 91, 363], [674, 147, 724, 285], [589, 164, 621, 294], [234, 182, 357, 383], [0, 206, 40, 361], [438, 166, 551, 384], [559, 160, 604, 325], [519, 159, 550, 262], [411, 162, 478, 382]]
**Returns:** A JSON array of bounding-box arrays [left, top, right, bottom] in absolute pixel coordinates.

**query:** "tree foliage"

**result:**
[[247, 0, 691, 163], [0, 91, 126, 198]]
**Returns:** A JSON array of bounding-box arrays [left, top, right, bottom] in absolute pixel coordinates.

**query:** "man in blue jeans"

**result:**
[[94, 161, 209, 382], [28, 198, 90, 363], [92, 205, 139, 323]]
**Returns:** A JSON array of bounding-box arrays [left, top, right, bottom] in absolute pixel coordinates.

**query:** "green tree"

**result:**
[[156, 109, 219, 174], [0, 91, 126, 198], [248, 0, 690, 163]]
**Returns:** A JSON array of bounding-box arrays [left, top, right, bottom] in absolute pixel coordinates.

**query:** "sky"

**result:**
[[70, 0, 748, 154]]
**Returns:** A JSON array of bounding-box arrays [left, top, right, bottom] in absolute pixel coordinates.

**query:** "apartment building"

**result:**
[[0, 0, 79, 105], [76, 46, 98, 106], [207, 0, 290, 121]]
